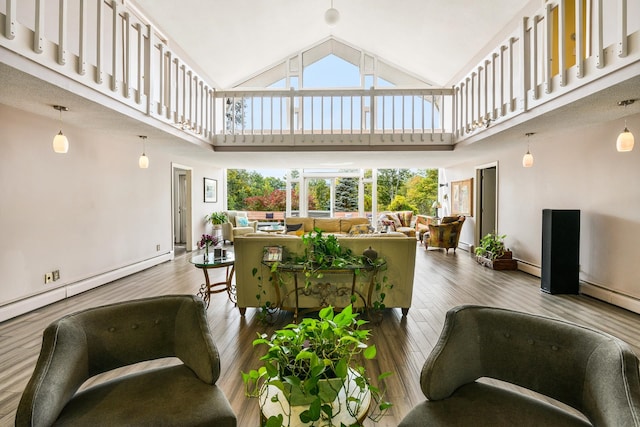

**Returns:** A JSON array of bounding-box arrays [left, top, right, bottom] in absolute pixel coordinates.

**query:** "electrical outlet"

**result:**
[[156, 244, 161, 251], [44, 273, 53, 284], [52, 270, 60, 281]]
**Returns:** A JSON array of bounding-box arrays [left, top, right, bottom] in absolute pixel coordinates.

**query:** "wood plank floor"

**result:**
[[1, 243, 639, 426]]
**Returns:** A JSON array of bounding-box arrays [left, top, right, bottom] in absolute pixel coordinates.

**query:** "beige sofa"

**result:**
[[284, 216, 371, 235], [233, 233, 416, 316]]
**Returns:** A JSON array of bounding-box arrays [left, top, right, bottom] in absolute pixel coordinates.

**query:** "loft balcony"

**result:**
[[0, 0, 638, 152]]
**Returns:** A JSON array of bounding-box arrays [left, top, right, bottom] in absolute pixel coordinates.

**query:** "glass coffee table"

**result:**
[[189, 251, 236, 308]]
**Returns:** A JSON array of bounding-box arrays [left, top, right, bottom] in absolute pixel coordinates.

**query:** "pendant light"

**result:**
[[52, 105, 69, 153], [616, 100, 635, 152], [325, 0, 340, 27], [522, 132, 534, 168], [138, 135, 149, 169]]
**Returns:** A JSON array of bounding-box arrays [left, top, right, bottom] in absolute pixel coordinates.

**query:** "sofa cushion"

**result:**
[[338, 217, 368, 233], [314, 218, 341, 233]]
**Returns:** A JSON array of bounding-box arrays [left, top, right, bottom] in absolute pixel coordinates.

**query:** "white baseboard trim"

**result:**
[[580, 282, 640, 315], [0, 253, 173, 323]]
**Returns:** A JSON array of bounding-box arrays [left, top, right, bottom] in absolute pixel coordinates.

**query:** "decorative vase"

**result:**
[[204, 243, 210, 261], [363, 246, 378, 261]]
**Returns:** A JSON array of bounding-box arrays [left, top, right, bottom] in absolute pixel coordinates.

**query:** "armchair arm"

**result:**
[[249, 220, 258, 231], [221, 222, 233, 241], [420, 306, 483, 400]]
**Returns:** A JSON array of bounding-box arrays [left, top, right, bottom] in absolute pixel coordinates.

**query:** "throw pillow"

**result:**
[[349, 224, 373, 235], [236, 216, 249, 227], [397, 211, 413, 227], [286, 223, 303, 233]]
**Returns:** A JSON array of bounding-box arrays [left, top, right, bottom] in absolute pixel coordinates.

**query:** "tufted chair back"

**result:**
[[400, 305, 640, 426], [16, 295, 235, 427]]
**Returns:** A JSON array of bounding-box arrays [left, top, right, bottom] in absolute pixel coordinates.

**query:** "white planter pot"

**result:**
[[259, 368, 371, 427]]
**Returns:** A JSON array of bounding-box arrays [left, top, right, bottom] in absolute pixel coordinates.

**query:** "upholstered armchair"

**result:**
[[16, 295, 237, 427], [426, 215, 465, 253], [399, 305, 640, 427], [415, 214, 436, 244], [222, 210, 258, 243]]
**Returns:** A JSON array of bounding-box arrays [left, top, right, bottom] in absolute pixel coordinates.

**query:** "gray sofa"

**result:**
[[399, 305, 640, 426], [16, 295, 237, 427]]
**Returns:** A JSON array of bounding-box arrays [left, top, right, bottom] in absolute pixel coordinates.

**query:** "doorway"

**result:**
[[475, 163, 498, 246], [172, 164, 193, 252]]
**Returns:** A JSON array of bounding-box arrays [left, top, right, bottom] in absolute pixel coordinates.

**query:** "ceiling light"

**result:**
[[325, 0, 340, 27], [52, 105, 69, 153], [522, 132, 534, 168], [138, 135, 149, 169], [616, 100, 635, 152]]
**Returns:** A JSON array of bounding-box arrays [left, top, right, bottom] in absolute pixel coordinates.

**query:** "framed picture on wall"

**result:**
[[203, 178, 217, 203], [451, 178, 473, 216]]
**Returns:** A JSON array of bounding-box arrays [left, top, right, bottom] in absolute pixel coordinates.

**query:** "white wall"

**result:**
[[0, 105, 224, 316], [443, 112, 640, 311]]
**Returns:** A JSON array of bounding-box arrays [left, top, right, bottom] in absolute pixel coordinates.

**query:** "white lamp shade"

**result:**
[[325, 8, 340, 27], [52, 131, 69, 153], [139, 154, 149, 169], [616, 129, 635, 152], [522, 151, 534, 167]]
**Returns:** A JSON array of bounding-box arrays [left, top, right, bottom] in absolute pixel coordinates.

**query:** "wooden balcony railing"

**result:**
[[1, 0, 638, 149]]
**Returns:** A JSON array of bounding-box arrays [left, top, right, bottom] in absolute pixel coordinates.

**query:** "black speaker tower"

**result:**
[[541, 209, 580, 294]]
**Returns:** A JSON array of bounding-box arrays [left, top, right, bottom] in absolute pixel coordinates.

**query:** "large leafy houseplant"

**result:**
[[474, 233, 507, 260], [241, 304, 392, 427], [252, 229, 391, 322]]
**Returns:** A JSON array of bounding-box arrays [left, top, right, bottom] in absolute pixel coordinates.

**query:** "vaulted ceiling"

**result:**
[[132, 0, 534, 89]]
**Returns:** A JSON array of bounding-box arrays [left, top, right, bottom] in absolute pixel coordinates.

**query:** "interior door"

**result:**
[[178, 174, 187, 244], [479, 166, 497, 239]]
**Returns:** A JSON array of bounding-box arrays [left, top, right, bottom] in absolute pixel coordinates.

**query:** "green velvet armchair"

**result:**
[[426, 215, 465, 253], [16, 295, 237, 427], [399, 305, 640, 427]]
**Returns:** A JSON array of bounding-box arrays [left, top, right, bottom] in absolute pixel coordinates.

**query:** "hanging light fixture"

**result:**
[[52, 105, 69, 153], [325, 0, 340, 27], [616, 99, 635, 152], [138, 135, 149, 169], [522, 132, 534, 168]]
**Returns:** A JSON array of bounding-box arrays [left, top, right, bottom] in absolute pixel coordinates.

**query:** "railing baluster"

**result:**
[[596, 0, 604, 68], [138, 23, 146, 107], [111, 0, 118, 92], [34, 0, 44, 53], [5, 0, 16, 40], [618, 0, 628, 57], [58, 0, 67, 65], [575, 0, 584, 78], [96, 0, 103, 84], [123, 12, 131, 98], [558, 0, 567, 87], [78, 0, 87, 75]]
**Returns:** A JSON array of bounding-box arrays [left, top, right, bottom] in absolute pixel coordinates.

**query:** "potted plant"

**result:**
[[474, 233, 517, 270], [241, 304, 392, 427], [205, 211, 227, 229]]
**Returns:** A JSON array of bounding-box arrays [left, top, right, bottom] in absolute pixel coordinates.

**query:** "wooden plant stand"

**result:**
[[476, 251, 518, 270]]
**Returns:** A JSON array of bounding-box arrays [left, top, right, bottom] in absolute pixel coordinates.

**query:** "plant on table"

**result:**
[[474, 232, 507, 260], [205, 211, 227, 226], [198, 234, 220, 255], [252, 229, 391, 322], [241, 304, 392, 427]]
